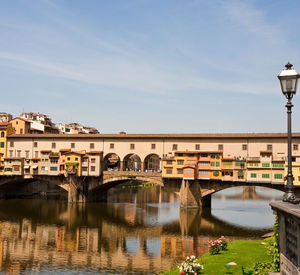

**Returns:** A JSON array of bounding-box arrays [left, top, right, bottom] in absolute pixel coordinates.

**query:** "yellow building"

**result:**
[[64, 152, 83, 176], [0, 122, 14, 175], [284, 156, 300, 186]]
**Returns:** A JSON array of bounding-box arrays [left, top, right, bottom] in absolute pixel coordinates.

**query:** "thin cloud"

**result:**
[[0, 51, 276, 95]]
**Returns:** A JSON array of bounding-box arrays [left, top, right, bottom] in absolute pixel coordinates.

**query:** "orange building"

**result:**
[[10, 117, 31, 134]]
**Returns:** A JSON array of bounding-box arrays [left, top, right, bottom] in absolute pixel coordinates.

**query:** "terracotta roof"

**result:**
[[41, 150, 51, 153], [59, 148, 71, 152], [260, 150, 272, 154], [6, 132, 300, 139], [11, 117, 31, 123], [0, 122, 10, 126], [30, 128, 43, 132], [175, 151, 222, 154]]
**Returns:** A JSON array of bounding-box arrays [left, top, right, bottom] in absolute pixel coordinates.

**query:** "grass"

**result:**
[[163, 239, 272, 275]]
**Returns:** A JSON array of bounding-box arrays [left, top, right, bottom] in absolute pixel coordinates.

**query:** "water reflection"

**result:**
[[0, 186, 282, 274]]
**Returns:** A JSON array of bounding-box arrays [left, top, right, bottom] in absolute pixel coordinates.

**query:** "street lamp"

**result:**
[[278, 62, 300, 203]]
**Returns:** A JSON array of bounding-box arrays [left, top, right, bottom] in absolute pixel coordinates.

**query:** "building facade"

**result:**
[[2, 133, 300, 183]]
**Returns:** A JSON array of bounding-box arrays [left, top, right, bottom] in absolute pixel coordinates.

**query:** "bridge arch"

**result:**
[[199, 180, 285, 198], [104, 153, 121, 171], [123, 154, 142, 171], [144, 154, 161, 172]]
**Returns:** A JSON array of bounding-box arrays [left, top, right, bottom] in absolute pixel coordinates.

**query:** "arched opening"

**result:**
[[144, 154, 160, 172], [123, 154, 141, 171], [104, 153, 120, 171]]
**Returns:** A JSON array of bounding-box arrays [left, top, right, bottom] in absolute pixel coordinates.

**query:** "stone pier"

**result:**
[[179, 179, 202, 208], [68, 175, 88, 203]]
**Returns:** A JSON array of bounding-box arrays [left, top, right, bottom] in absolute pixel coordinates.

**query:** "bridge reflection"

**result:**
[[0, 187, 273, 274]]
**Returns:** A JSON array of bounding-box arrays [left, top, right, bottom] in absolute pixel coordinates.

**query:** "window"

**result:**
[[242, 144, 247, 151], [20, 129, 23, 134], [211, 162, 215, 167], [130, 144, 135, 150], [199, 161, 209, 166], [9, 150, 13, 157], [274, 174, 283, 179], [262, 173, 270, 179], [177, 160, 184, 165], [0, 132, 4, 138], [262, 163, 270, 167], [110, 143, 114, 149], [71, 143, 75, 149], [200, 153, 208, 157], [52, 143, 56, 149], [50, 159, 58, 164], [166, 169, 173, 174], [250, 173, 257, 178], [199, 170, 209, 175], [75, 157, 78, 161], [17, 150, 21, 158], [249, 162, 259, 167], [91, 166, 96, 172], [151, 143, 156, 150], [82, 167, 88, 172], [293, 144, 299, 151], [177, 169, 183, 174], [91, 158, 96, 163], [216, 162, 220, 167], [34, 142, 37, 148], [0, 142, 4, 148], [218, 144, 223, 151], [14, 166, 20, 172], [25, 151, 29, 159], [166, 160, 173, 165], [186, 169, 193, 174], [267, 144, 272, 151], [223, 161, 232, 166], [50, 167, 58, 171], [172, 144, 178, 151], [67, 157, 70, 161], [10, 141, 14, 147], [195, 144, 200, 150], [213, 171, 219, 177], [273, 163, 284, 168], [90, 143, 94, 149]]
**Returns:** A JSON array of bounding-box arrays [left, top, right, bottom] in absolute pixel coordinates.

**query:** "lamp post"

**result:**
[[278, 62, 300, 203]]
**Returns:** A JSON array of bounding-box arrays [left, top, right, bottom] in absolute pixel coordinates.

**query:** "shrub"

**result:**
[[177, 255, 204, 275], [208, 236, 227, 255]]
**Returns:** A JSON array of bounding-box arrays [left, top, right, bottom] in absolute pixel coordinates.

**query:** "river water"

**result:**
[[0, 185, 282, 274]]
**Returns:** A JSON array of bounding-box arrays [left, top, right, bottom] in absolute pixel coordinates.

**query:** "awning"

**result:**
[[32, 165, 38, 169], [24, 165, 30, 169]]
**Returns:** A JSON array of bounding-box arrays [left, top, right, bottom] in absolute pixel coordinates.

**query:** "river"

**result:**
[[0, 185, 283, 274]]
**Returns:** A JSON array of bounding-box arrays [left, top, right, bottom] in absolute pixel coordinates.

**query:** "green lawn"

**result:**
[[163, 239, 271, 275]]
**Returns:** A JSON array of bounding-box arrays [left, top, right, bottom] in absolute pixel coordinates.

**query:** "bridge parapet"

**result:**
[[103, 171, 162, 178], [103, 171, 163, 186]]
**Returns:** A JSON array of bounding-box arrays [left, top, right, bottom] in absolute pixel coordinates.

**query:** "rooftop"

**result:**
[[6, 132, 300, 139]]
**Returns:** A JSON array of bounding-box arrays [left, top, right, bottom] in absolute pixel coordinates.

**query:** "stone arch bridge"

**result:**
[[0, 172, 290, 208]]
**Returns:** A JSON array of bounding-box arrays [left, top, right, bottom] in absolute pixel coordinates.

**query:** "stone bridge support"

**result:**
[[179, 179, 202, 208]]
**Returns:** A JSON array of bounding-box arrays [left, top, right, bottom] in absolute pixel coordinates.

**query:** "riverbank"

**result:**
[[163, 239, 272, 275]]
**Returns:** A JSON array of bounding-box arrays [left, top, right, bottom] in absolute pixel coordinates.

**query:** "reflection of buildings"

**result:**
[[0, 186, 273, 274]]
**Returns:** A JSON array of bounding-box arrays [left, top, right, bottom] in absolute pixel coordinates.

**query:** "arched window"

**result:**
[[0, 132, 4, 138]]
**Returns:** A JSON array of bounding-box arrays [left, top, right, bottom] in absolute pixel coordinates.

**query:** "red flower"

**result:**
[[180, 272, 185, 275]]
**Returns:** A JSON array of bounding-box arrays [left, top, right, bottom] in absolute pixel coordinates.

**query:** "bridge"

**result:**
[[0, 170, 290, 208]]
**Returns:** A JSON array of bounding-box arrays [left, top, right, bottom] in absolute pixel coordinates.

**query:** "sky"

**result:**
[[0, 0, 300, 133]]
